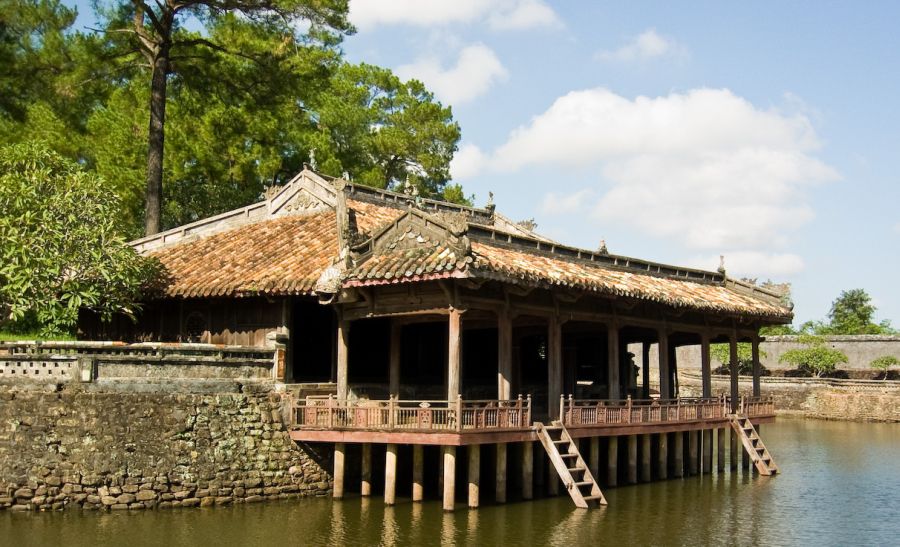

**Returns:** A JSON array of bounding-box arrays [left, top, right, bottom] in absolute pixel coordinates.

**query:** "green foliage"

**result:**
[[0, 142, 163, 335], [778, 335, 849, 377], [710, 342, 767, 375], [798, 289, 895, 335], [870, 356, 899, 380]]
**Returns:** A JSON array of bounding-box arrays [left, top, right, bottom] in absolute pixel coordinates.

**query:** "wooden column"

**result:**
[[700, 332, 712, 398], [521, 442, 533, 500], [607, 437, 618, 486], [448, 309, 462, 400], [752, 336, 762, 397], [658, 329, 670, 400], [336, 320, 350, 400], [412, 445, 424, 502], [729, 333, 739, 412], [468, 445, 480, 509], [641, 343, 651, 399], [673, 433, 684, 478], [389, 320, 402, 398], [548, 317, 563, 420], [385, 443, 398, 505], [442, 446, 456, 511], [688, 431, 699, 475], [333, 443, 346, 499], [548, 458, 559, 495], [627, 435, 638, 484], [640, 434, 652, 482], [498, 311, 512, 400], [589, 437, 600, 479], [703, 430, 713, 474], [657, 434, 668, 480], [730, 428, 739, 470], [607, 324, 621, 400], [361, 443, 372, 496], [496, 443, 508, 503], [717, 427, 726, 472]]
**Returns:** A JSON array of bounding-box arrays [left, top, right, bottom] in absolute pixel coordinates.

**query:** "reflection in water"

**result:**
[[2, 419, 899, 546]]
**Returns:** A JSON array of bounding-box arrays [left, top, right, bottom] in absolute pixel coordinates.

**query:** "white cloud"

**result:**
[[350, 0, 561, 31], [470, 87, 837, 270], [450, 143, 488, 180], [687, 252, 806, 278], [595, 29, 687, 62], [396, 44, 509, 105], [540, 189, 594, 215]]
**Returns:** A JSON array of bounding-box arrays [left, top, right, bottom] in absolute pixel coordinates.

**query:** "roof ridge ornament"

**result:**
[[718, 255, 726, 275], [308, 148, 317, 171], [598, 239, 608, 255]]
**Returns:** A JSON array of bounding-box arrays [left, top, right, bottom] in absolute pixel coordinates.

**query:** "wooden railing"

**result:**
[[292, 395, 532, 432], [561, 395, 776, 427], [739, 395, 776, 418]]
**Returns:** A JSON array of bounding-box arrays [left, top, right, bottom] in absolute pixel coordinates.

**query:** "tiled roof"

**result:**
[[468, 242, 789, 318], [149, 200, 400, 298]]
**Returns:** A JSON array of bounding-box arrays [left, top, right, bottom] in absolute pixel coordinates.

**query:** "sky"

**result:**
[[66, 1, 900, 326]]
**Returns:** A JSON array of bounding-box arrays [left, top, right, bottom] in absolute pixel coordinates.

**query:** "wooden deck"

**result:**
[[288, 395, 775, 445]]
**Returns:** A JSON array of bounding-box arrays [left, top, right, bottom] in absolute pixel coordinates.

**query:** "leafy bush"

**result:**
[[0, 142, 164, 336], [711, 342, 768, 376], [778, 335, 849, 377], [870, 356, 900, 381]]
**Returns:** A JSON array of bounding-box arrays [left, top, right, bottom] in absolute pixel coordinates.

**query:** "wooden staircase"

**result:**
[[728, 414, 779, 475], [535, 421, 607, 508]]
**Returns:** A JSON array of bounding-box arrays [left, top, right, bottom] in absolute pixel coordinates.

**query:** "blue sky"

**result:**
[[67, 1, 900, 326]]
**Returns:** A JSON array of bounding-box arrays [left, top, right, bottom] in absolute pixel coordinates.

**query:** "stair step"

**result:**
[[574, 481, 592, 487], [560, 453, 577, 459], [583, 495, 604, 501], [567, 467, 583, 473], [553, 440, 569, 445]]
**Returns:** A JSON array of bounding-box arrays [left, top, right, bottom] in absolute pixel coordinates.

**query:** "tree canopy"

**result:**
[[0, 142, 162, 335]]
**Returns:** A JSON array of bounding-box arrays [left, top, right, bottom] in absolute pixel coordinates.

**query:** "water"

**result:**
[[2, 418, 899, 546]]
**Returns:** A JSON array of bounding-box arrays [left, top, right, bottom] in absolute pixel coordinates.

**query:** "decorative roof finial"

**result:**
[[487, 191, 494, 207], [342, 170, 350, 180], [598, 239, 608, 255], [309, 148, 317, 171], [718, 254, 726, 274]]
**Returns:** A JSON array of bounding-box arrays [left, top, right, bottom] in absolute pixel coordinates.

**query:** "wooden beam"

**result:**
[[701, 332, 712, 398], [336, 320, 349, 400], [729, 333, 739, 412], [448, 308, 462, 399], [548, 316, 563, 419], [608, 324, 621, 400], [641, 343, 651, 399], [658, 329, 670, 400], [752, 335, 761, 397], [498, 309, 512, 399], [389, 320, 401, 397]]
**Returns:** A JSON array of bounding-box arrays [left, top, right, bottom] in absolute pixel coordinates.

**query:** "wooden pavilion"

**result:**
[[82, 168, 791, 509]]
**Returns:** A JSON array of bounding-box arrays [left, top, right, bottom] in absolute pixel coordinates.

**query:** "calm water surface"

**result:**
[[3, 418, 899, 546]]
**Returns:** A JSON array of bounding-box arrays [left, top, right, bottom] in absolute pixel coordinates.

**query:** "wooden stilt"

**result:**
[[521, 442, 533, 500], [589, 437, 600, 479], [730, 428, 739, 470], [468, 445, 480, 508], [384, 443, 397, 505], [496, 443, 508, 503], [717, 427, 726, 472], [703, 429, 713, 474], [442, 446, 456, 511], [361, 443, 372, 496], [548, 458, 559, 495], [627, 435, 638, 484], [607, 437, 619, 486], [640, 434, 652, 482], [689, 430, 699, 475], [412, 444, 424, 502], [673, 432, 684, 478], [333, 442, 345, 499], [658, 433, 668, 480]]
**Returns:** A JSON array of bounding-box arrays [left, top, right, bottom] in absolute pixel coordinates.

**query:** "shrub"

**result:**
[[870, 356, 900, 381], [778, 335, 848, 378]]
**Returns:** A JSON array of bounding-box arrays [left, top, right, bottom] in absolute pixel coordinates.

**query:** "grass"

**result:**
[[0, 331, 76, 342]]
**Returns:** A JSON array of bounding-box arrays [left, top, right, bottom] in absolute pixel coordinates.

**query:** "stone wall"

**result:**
[[0, 384, 331, 512], [678, 371, 900, 422]]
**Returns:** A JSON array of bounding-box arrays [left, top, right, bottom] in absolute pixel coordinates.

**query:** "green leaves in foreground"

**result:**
[[0, 142, 164, 336]]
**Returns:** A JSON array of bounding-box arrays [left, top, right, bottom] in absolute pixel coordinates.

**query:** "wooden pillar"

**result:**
[[700, 332, 712, 398], [548, 317, 563, 419], [752, 336, 762, 397], [703, 430, 713, 474], [730, 428, 739, 470], [729, 333, 739, 412], [361, 443, 372, 496], [448, 309, 462, 399], [385, 444, 398, 505], [641, 342, 651, 399], [521, 442, 533, 500], [627, 435, 638, 484], [607, 437, 618, 486], [498, 311, 512, 399], [336, 320, 350, 400], [333, 442, 345, 499], [389, 320, 402, 398], [658, 329, 670, 400], [688, 430, 699, 476], [589, 437, 600, 479], [496, 443, 508, 503], [442, 446, 456, 511], [412, 445, 424, 502], [657, 434, 668, 480], [468, 445, 480, 509], [717, 428, 726, 472], [742, 436, 751, 470], [673, 433, 684, 478], [640, 434, 652, 482], [607, 324, 621, 400], [548, 458, 559, 495]]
